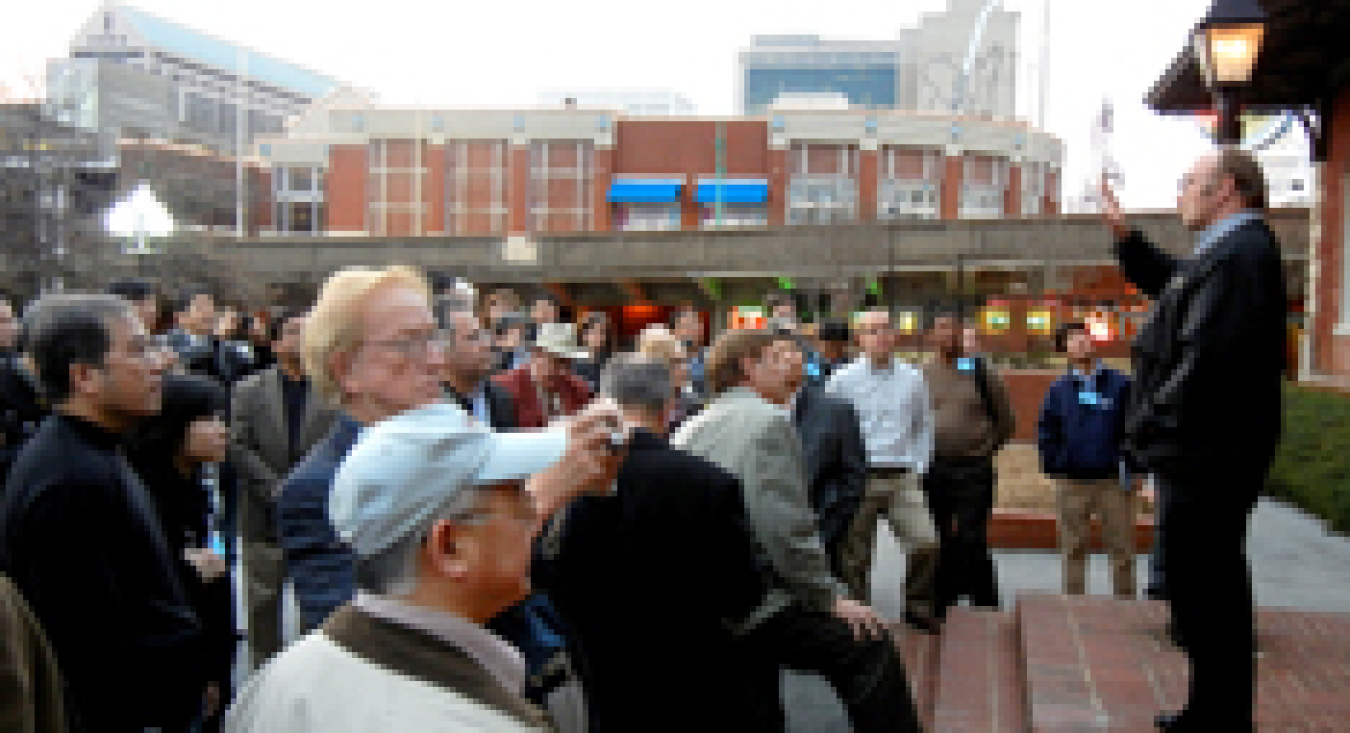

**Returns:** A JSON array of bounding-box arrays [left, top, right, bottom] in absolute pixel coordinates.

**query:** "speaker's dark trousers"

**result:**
[[1157, 472, 1259, 730]]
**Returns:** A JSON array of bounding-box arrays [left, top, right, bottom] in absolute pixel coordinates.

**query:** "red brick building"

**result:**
[[256, 106, 1063, 238]]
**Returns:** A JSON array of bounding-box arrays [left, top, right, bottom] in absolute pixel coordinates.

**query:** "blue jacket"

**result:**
[[1036, 365, 1132, 480], [277, 414, 362, 632]]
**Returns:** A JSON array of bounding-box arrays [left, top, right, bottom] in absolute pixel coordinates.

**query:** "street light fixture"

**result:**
[[105, 181, 175, 273], [1192, 0, 1268, 144]]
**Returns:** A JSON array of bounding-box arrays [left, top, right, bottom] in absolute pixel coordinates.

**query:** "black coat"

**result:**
[[1115, 220, 1287, 486], [446, 380, 518, 431], [0, 356, 49, 488], [792, 385, 868, 555], [0, 414, 205, 732], [534, 429, 773, 733], [123, 457, 237, 691]]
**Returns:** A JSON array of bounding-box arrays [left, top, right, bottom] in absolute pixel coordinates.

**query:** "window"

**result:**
[[368, 140, 428, 236], [960, 155, 1008, 219], [289, 166, 313, 192], [701, 203, 767, 228], [878, 146, 942, 220], [529, 140, 592, 233], [787, 142, 858, 225], [445, 140, 509, 234], [616, 202, 681, 231]]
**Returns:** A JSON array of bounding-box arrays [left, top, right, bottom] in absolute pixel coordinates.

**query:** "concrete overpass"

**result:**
[[203, 209, 1310, 305]]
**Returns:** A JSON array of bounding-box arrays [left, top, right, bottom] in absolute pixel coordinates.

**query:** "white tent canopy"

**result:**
[[105, 182, 175, 253]]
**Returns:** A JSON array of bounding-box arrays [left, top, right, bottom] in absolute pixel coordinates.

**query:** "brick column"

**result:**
[[326, 144, 368, 233], [1043, 167, 1060, 216], [682, 177, 700, 229], [769, 148, 789, 226], [859, 146, 879, 222], [1005, 163, 1022, 218], [508, 143, 532, 234], [592, 147, 613, 233], [424, 144, 446, 234], [941, 152, 963, 220]]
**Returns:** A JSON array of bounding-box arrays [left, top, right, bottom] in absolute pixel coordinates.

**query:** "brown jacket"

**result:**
[[491, 365, 592, 430], [922, 357, 1017, 460], [0, 575, 66, 733]]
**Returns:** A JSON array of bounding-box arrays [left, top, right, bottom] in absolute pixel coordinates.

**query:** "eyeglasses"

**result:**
[[362, 330, 450, 358], [855, 327, 892, 336], [124, 334, 173, 361]]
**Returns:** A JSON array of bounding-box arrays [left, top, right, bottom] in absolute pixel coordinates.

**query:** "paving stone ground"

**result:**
[[785, 498, 1350, 732]]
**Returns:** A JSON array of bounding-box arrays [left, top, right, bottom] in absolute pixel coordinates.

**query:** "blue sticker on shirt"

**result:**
[[956, 358, 974, 372], [1079, 391, 1102, 406]]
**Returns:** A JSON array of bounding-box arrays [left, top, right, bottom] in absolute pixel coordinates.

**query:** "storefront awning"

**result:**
[[696, 179, 769, 204], [607, 179, 683, 203]]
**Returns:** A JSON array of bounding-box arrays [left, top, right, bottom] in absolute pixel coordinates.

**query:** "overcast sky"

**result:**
[[4, 0, 1233, 209]]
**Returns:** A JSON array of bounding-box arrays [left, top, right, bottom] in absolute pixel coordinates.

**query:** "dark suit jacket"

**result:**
[[1115, 219, 1287, 487], [231, 367, 338, 544], [0, 355, 48, 489], [792, 386, 868, 555], [0, 414, 204, 731], [276, 415, 362, 632], [492, 365, 592, 429], [446, 380, 518, 431], [534, 429, 772, 733]]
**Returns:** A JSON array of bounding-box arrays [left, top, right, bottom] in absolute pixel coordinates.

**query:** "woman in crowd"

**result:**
[[572, 311, 615, 391], [125, 373, 238, 733]]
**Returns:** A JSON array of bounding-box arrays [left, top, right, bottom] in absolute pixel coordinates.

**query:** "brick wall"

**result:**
[[1001, 369, 1061, 442], [1316, 88, 1349, 375], [326, 144, 366, 233]]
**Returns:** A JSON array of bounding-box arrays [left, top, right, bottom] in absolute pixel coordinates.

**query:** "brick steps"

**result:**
[[892, 624, 941, 729], [924, 594, 1350, 732], [988, 508, 1154, 551], [933, 609, 1027, 732]]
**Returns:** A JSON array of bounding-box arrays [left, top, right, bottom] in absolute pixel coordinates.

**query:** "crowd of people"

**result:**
[[0, 147, 1285, 732]]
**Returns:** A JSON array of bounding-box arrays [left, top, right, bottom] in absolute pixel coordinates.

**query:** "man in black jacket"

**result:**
[[0, 293, 206, 732], [1102, 148, 1286, 732], [784, 343, 867, 581], [0, 322, 49, 489], [535, 355, 776, 732]]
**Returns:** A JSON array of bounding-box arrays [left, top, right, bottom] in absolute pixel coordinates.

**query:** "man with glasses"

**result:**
[[231, 308, 337, 669], [442, 311, 517, 431], [826, 309, 940, 632], [0, 294, 208, 731], [277, 266, 462, 634]]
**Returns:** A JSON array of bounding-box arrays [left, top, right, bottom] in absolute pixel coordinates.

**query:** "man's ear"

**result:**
[[424, 520, 471, 581], [66, 360, 101, 400]]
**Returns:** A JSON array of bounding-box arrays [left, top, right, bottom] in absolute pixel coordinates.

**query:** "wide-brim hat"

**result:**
[[532, 322, 590, 361]]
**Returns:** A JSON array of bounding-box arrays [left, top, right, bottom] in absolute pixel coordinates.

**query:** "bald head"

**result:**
[[1178, 148, 1267, 231]]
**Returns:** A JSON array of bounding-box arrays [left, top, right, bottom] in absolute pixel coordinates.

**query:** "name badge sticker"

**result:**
[[956, 358, 975, 373], [1079, 391, 1102, 406]]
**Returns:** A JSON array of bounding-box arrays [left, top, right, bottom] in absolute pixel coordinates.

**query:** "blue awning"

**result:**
[[608, 179, 683, 203], [696, 179, 769, 204]]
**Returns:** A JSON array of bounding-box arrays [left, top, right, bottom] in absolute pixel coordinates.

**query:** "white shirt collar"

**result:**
[[353, 592, 526, 696]]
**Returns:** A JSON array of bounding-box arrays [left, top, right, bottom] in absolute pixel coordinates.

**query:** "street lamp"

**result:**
[[105, 182, 175, 274], [1192, 0, 1267, 144]]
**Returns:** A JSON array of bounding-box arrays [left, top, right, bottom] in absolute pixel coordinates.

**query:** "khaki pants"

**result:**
[[1056, 477, 1136, 598], [838, 471, 939, 618], [242, 540, 285, 669]]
